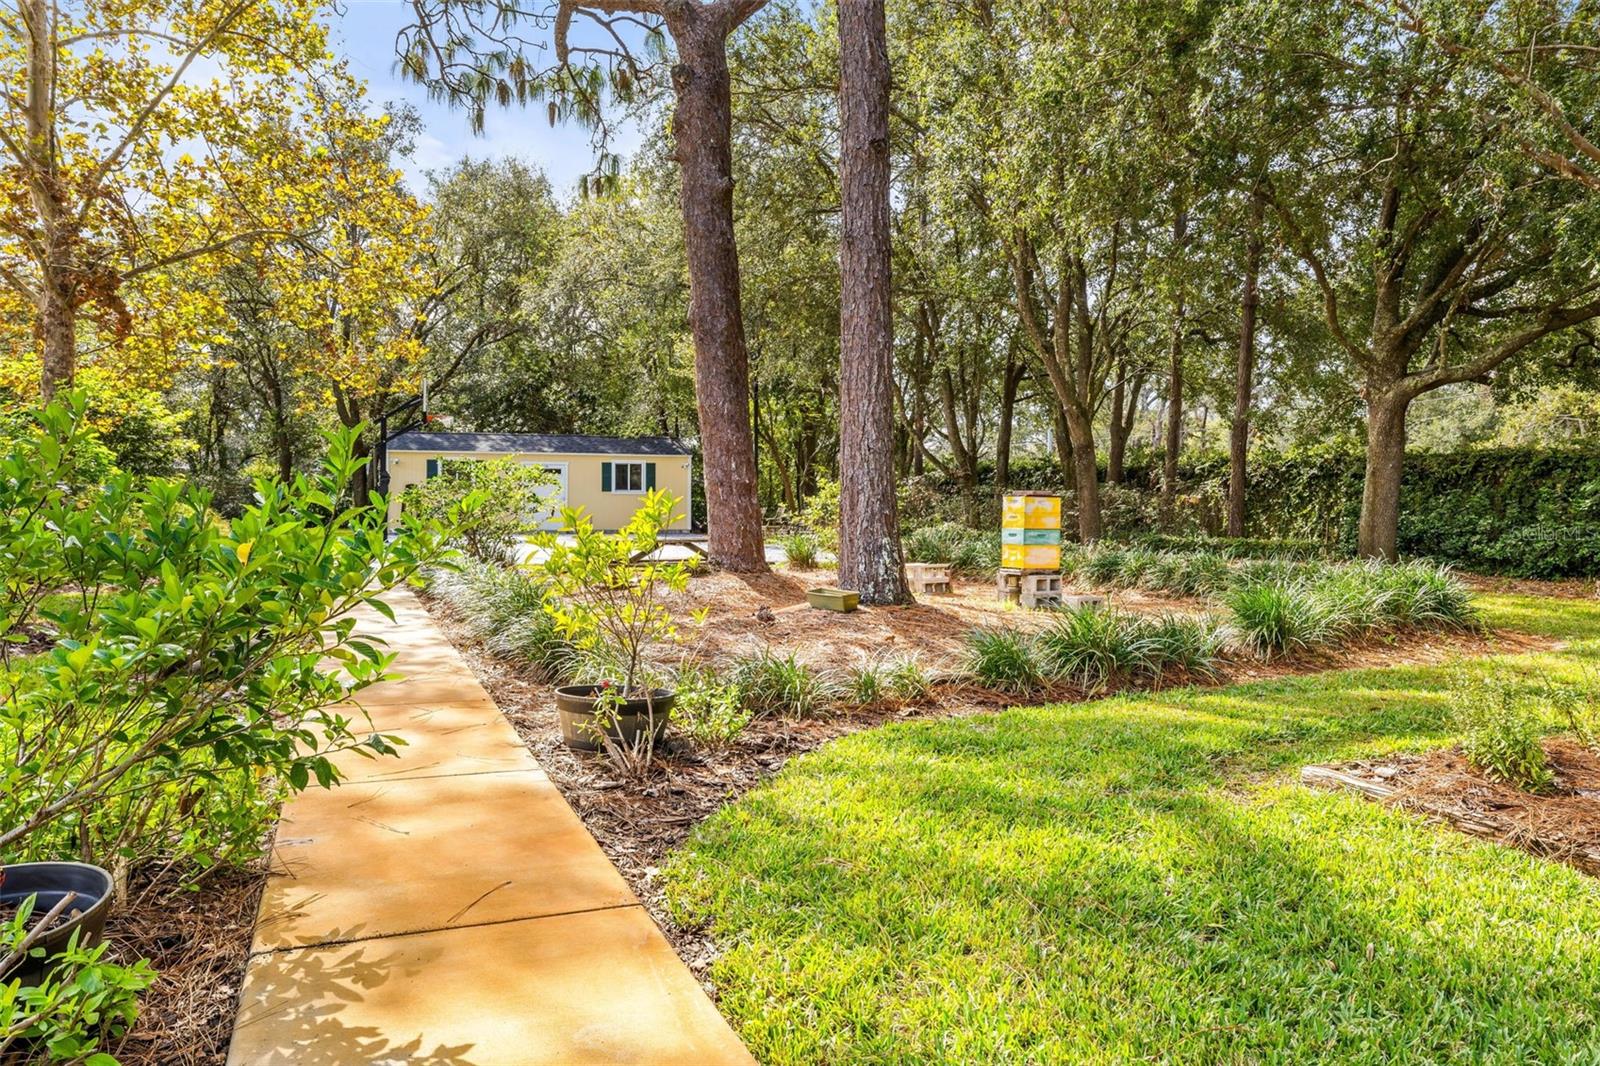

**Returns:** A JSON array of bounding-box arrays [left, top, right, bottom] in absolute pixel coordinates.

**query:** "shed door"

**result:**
[[523, 460, 567, 529]]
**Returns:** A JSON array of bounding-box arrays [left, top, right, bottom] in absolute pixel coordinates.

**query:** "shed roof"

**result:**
[[386, 431, 691, 457]]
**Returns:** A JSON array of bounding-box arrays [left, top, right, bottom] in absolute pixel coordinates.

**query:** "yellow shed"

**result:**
[[382, 431, 694, 532]]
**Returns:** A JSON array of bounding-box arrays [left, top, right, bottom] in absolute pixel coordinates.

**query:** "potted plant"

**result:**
[[529, 490, 701, 759], [0, 862, 115, 985]]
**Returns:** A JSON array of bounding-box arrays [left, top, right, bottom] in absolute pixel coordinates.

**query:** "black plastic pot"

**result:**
[[554, 685, 675, 752], [0, 862, 115, 984]]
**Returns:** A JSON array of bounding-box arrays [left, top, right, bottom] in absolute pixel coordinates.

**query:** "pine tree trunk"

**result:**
[[668, 12, 767, 572], [836, 0, 908, 604], [1228, 190, 1263, 538], [1358, 388, 1409, 561]]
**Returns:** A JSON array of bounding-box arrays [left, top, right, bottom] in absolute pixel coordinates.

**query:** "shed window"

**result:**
[[610, 461, 645, 493]]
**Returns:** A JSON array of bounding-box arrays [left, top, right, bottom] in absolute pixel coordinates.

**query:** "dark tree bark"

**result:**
[[1106, 351, 1143, 486], [995, 353, 1024, 493], [1012, 239, 1113, 542], [938, 366, 980, 521], [1107, 368, 1127, 485], [664, 1, 769, 571], [1160, 205, 1189, 520], [1228, 188, 1263, 538], [836, 0, 908, 604], [1358, 389, 1410, 560], [1049, 400, 1075, 495]]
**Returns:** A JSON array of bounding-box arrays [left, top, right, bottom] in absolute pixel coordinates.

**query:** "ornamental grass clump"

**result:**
[[1114, 547, 1160, 589], [884, 655, 933, 702], [1035, 607, 1152, 691], [844, 654, 932, 708], [778, 531, 821, 569], [1452, 673, 1554, 793], [733, 649, 837, 718], [433, 559, 572, 681], [1141, 614, 1229, 680], [964, 627, 1042, 694], [1080, 546, 1128, 588], [1168, 552, 1232, 598], [903, 522, 1000, 577], [1224, 581, 1334, 657]]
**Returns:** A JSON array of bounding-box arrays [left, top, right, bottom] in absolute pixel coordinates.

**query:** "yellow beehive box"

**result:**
[[1001, 543, 1062, 570], [1001, 493, 1061, 531]]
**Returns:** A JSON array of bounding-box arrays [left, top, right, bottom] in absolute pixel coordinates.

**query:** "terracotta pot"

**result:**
[[554, 685, 675, 752], [0, 861, 115, 985]]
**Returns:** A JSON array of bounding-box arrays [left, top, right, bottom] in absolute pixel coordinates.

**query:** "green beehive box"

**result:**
[[1002, 527, 1062, 546]]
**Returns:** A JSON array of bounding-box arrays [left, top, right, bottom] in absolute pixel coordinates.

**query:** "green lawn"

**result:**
[[664, 594, 1600, 1064]]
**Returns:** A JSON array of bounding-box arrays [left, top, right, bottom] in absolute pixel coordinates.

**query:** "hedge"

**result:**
[[898, 447, 1600, 578]]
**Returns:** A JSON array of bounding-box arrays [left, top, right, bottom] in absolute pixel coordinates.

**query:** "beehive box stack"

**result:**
[[999, 492, 1062, 608], [1000, 493, 1062, 570]]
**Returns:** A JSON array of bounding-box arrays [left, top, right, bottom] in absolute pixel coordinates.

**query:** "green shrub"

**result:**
[[964, 628, 1042, 694], [798, 477, 841, 551], [905, 448, 1600, 576], [529, 490, 695, 699], [1452, 674, 1555, 792], [0, 399, 464, 869], [1035, 607, 1151, 691], [402, 456, 555, 563], [1539, 672, 1600, 752], [733, 650, 836, 718], [673, 664, 753, 749], [778, 531, 821, 569], [0, 902, 155, 1061], [1486, 522, 1600, 579], [1134, 533, 1331, 560]]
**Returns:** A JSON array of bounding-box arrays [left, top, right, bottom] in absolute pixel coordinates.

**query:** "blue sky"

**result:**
[[332, 2, 646, 197]]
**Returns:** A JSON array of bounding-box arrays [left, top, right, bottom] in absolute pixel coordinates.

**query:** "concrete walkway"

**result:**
[[228, 591, 754, 1066]]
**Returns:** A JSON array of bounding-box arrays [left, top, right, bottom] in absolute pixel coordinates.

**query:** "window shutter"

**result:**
[[646, 462, 657, 490], [426, 458, 439, 478], [601, 462, 612, 492]]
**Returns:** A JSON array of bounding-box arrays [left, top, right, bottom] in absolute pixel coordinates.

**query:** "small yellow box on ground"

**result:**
[[1001, 543, 1062, 570]]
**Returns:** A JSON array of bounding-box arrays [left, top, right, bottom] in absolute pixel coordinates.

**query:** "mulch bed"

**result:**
[[104, 867, 265, 1066], [421, 584, 1550, 995], [1304, 738, 1600, 877], [658, 569, 1199, 674], [1461, 573, 1599, 600]]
